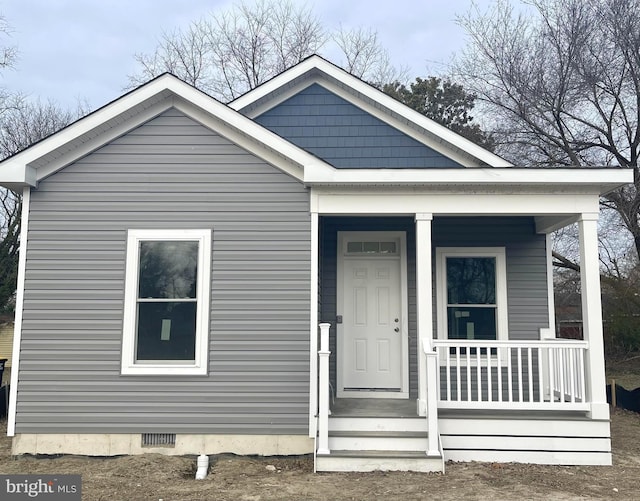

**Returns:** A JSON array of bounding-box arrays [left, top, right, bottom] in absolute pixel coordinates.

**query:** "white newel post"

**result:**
[[415, 213, 433, 416], [540, 327, 555, 401], [423, 340, 440, 456], [578, 214, 609, 420], [317, 322, 331, 455]]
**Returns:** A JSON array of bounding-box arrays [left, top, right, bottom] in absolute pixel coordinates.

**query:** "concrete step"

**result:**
[[328, 430, 429, 451], [316, 450, 444, 473]]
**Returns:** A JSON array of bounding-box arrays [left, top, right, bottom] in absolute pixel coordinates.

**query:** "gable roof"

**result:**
[[0, 58, 632, 196], [0, 73, 331, 190], [230, 55, 512, 168]]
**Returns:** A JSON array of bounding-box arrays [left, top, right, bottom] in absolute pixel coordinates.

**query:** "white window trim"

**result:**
[[435, 247, 508, 342], [121, 229, 211, 375]]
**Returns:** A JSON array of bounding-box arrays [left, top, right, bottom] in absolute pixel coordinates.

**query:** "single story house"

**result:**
[[0, 56, 632, 472]]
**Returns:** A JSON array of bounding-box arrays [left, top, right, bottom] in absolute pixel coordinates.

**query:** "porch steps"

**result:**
[[316, 416, 444, 473]]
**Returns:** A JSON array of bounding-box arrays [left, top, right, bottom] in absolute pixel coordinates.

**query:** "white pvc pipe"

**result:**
[[195, 454, 209, 480]]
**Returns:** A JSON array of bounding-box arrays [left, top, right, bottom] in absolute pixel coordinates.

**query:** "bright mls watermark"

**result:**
[[0, 475, 81, 500]]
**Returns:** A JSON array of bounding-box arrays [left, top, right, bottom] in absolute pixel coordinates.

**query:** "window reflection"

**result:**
[[446, 256, 497, 341], [446, 257, 496, 305], [138, 241, 198, 299]]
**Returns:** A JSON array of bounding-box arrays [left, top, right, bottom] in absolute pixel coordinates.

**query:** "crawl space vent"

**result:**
[[141, 433, 176, 447]]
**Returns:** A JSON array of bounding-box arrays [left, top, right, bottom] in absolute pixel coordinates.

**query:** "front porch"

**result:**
[[310, 212, 611, 472], [315, 328, 611, 472]]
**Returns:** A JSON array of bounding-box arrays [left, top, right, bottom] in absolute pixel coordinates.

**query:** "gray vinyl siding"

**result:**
[[254, 84, 463, 169], [320, 216, 548, 400], [17, 108, 311, 434]]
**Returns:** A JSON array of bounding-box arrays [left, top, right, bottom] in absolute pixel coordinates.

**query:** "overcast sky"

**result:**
[[1, 0, 491, 110]]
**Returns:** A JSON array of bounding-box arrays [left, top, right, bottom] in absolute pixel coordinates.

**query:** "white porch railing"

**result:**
[[432, 339, 590, 411]]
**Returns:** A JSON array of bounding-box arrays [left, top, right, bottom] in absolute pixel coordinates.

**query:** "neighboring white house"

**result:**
[[0, 56, 632, 472]]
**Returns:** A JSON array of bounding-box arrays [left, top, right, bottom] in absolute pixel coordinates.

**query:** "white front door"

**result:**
[[337, 232, 408, 398]]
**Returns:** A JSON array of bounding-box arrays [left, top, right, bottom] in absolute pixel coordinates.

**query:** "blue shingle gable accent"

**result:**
[[254, 84, 463, 168]]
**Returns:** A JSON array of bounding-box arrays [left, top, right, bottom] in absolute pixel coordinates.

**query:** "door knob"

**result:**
[[394, 327, 400, 332]]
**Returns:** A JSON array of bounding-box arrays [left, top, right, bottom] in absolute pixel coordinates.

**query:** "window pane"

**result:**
[[363, 241, 379, 253], [446, 257, 496, 305], [380, 241, 397, 254], [136, 302, 197, 361], [447, 307, 496, 340], [139, 241, 198, 299], [347, 242, 363, 253]]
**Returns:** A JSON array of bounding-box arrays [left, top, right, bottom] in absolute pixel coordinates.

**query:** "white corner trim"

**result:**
[[545, 233, 556, 336], [8, 187, 30, 436], [435, 247, 508, 341], [309, 212, 319, 438], [121, 229, 212, 376]]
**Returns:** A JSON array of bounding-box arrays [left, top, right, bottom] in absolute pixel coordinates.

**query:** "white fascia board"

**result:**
[[304, 167, 633, 194], [230, 55, 324, 111], [0, 164, 37, 189], [0, 74, 328, 184], [2, 75, 178, 174], [168, 94, 327, 182], [244, 77, 481, 168], [230, 55, 511, 168], [311, 189, 601, 217]]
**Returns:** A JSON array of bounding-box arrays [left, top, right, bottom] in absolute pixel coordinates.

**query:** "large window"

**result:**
[[121, 229, 211, 375], [436, 248, 508, 341]]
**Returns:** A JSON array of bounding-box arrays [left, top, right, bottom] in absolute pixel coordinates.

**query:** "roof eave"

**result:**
[[304, 167, 634, 196]]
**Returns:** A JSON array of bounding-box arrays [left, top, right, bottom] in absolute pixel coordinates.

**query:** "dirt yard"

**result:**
[[0, 408, 638, 501]]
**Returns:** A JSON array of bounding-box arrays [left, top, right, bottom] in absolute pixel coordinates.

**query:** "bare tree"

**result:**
[[129, 0, 325, 101], [0, 14, 16, 72], [333, 26, 407, 86], [453, 0, 640, 262], [127, 0, 406, 101], [132, 21, 213, 91], [0, 98, 85, 313]]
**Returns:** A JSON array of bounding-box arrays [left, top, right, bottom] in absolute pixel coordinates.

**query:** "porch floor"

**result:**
[[329, 398, 594, 420], [331, 398, 418, 418]]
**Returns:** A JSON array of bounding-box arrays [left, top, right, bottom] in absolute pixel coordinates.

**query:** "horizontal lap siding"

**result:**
[[17, 108, 311, 434], [255, 84, 462, 169], [440, 417, 611, 465]]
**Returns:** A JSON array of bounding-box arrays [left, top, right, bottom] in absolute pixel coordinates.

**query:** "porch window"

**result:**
[[121, 229, 211, 375], [436, 247, 508, 341]]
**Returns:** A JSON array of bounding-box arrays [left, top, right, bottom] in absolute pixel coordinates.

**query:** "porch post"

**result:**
[[415, 213, 433, 416], [578, 213, 609, 420]]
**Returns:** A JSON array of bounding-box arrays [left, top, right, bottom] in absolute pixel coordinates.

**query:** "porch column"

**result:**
[[578, 213, 609, 420], [415, 213, 433, 416]]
